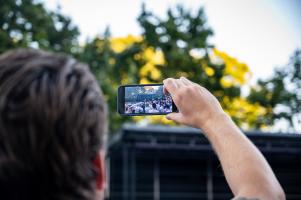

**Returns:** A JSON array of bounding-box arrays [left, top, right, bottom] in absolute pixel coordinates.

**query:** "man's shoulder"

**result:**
[[232, 197, 259, 200]]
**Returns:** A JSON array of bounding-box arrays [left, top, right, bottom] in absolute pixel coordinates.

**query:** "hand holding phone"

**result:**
[[163, 77, 225, 129], [117, 84, 178, 116]]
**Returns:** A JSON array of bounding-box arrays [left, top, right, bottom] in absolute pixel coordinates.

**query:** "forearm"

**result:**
[[163, 77, 285, 199], [201, 113, 285, 200]]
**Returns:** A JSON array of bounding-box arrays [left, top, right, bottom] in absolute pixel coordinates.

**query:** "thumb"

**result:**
[[166, 113, 183, 124]]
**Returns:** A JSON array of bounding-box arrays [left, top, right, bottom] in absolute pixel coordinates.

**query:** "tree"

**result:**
[[135, 5, 262, 128], [0, 0, 79, 54], [81, 5, 262, 131], [3, 0, 297, 132], [248, 50, 301, 130], [79, 31, 145, 131]]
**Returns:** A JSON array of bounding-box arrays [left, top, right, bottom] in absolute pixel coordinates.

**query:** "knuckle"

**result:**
[[187, 85, 195, 92], [176, 89, 187, 101], [165, 78, 173, 83], [192, 84, 201, 91], [178, 88, 186, 96], [180, 86, 195, 95], [164, 78, 173, 86], [174, 92, 183, 102]]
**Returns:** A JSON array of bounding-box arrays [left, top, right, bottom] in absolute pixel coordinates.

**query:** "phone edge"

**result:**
[[117, 85, 124, 115]]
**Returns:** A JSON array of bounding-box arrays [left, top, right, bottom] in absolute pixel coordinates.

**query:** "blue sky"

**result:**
[[45, 0, 301, 83]]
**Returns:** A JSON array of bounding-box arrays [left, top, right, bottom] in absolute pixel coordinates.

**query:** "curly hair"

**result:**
[[0, 49, 107, 200]]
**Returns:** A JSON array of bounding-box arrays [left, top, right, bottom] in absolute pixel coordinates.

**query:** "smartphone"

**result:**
[[117, 84, 178, 116]]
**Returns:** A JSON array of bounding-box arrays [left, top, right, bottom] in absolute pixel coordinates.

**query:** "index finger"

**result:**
[[163, 78, 178, 95]]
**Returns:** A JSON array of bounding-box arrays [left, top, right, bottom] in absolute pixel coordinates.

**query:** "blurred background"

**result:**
[[1, 0, 301, 199], [1, 0, 300, 133]]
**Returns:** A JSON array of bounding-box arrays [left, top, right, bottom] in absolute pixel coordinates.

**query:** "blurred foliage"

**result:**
[[0, 0, 299, 132], [0, 0, 79, 54], [80, 5, 265, 131], [247, 50, 301, 130]]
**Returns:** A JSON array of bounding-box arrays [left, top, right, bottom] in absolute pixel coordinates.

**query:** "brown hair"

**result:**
[[0, 49, 107, 200]]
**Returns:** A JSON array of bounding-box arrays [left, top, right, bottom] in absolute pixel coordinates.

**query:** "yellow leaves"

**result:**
[[140, 63, 153, 76], [222, 97, 267, 129], [204, 66, 215, 76], [110, 35, 164, 83], [143, 47, 165, 66], [121, 74, 130, 85], [140, 63, 161, 80], [138, 47, 164, 81], [110, 35, 164, 82], [139, 78, 152, 84], [105, 36, 264, 129], [147, 115, 174, 125], [212, 48, 252, 86], [139, 47, 164, 81], [232, 98, 266, 116], [110, 35, 142, 53], [209, 48, 267, 128], [220, 76, 233, 88], [132, 115, 175, 125], [150, 66, 161, 80]]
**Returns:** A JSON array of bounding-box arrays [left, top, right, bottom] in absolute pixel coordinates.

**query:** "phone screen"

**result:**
[[119, 84, 176, 115]]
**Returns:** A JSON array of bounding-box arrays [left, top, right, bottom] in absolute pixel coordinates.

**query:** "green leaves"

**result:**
[[247, 50, 301, 129], [1, 0, 299, 132], [0, 0, 79, 54]]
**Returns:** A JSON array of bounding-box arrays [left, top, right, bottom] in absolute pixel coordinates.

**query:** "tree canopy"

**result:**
[[80, 5, 267, 131], [0, 0, 79, 54], [247, 50, 301, 130], [0, 0, 300, 132]]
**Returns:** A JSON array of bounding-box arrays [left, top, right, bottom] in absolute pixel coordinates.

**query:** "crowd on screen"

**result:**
[[125, 96, 172, 114]]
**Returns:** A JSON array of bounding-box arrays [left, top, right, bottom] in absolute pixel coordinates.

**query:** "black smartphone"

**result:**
[[117, 84, 178, 116]]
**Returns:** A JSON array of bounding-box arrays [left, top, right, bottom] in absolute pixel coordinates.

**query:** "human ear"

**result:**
[[93, 151, 106, 190]]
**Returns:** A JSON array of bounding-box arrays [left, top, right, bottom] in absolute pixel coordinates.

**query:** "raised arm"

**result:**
[[163, 77, 285, 200]]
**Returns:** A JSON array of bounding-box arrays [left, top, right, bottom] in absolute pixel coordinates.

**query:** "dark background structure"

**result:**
[[106, 125, 301, 200]]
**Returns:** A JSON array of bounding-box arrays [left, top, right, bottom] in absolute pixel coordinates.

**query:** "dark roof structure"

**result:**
[[106, 124, 301, 200]]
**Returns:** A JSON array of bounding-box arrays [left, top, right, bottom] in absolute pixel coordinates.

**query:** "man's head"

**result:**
[[0, 49, 107, 200]]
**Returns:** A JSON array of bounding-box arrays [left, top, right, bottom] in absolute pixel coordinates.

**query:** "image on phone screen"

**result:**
[[124, 85, 173, 115]]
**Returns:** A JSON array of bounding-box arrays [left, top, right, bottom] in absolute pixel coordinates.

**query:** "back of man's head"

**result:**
[[0, 49, 107, 200]]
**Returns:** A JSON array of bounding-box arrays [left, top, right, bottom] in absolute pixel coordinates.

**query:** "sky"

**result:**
[[45, 0, 301, 83]]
